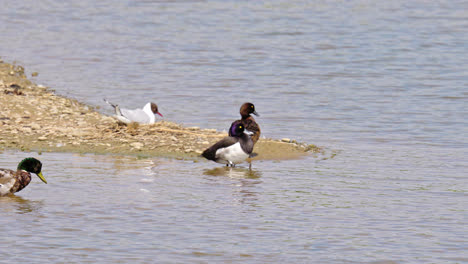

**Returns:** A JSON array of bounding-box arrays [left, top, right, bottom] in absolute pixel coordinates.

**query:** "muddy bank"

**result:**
[[0, 60, 321, 160]]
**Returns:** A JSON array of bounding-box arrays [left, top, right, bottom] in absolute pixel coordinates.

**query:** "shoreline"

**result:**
[[0, 60, 321, 160]]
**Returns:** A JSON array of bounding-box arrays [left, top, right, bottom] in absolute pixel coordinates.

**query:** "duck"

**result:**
[[0, 158, 47, 196], [229, 102, 261, 144], [202, 121, 254, 167], [104, 99, 163, 124]]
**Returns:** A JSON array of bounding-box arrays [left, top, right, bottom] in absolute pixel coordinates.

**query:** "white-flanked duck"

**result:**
[[202, 121, 254, 167], [104, 99, 163, 124], [0, 158, 47, 196], [230, 102, 261, 144]]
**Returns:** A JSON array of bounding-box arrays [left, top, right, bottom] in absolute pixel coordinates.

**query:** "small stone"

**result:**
[[201, 141, 210, 145], [38, 136, 47, 141], [32, 72, 39, 77], [130, 142, 144, 149], [23, 127, 32, 133], [188, 126, 199, 130], [281, 138, 291, 143]]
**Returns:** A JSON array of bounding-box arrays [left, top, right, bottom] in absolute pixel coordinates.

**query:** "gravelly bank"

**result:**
[[0, 60, 320, 160]]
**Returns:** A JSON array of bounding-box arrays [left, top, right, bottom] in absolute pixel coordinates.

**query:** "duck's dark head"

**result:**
[[17, 158, 47, 184], [150, 102, 163, 117], [229, 121, 253, 137], [240, 102, 259, 119], [229, 121, 245, 137]]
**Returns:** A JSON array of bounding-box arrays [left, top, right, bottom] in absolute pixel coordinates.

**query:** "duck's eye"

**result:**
[[251, 105, 254, 108]]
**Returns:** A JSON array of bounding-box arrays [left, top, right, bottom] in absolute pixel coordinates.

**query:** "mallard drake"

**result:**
[[229, 102, 261, 144], [0, 158, 47, 196], [202, 121, 254, 167]]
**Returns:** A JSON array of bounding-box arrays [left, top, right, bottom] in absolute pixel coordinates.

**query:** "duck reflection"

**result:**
[[0, 194, 43, 214], [203, 166, 262, 179], [203, 166, 262, 206]]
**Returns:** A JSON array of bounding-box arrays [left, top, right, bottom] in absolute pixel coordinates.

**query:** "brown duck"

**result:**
[[229, 102, 261, 144]]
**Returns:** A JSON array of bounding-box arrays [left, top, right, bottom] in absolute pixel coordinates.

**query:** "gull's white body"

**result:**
[[104, 100, 158, 124], [116, 103, 156, 124]]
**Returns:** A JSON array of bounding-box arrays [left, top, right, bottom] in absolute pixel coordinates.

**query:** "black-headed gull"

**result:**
[[104, 99, 163, 124]]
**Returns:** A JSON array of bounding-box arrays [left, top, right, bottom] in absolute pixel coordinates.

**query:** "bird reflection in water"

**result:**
[[0, 195, 43, 214], [203, 166, 261, 179], [203, 166, 262, 206]]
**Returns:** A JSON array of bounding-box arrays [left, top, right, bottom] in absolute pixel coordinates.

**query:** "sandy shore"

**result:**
[[0, 60, 321, 160]]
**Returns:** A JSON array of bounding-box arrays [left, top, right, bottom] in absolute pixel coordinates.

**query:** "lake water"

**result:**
[[1, 1, 467, 263]]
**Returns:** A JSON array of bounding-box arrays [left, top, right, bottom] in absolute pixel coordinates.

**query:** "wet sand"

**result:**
[[0, 60, 321, 160]]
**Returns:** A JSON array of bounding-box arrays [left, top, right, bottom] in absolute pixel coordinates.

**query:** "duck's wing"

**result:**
[[244, 118, 261, 143], [202, 137, 239, 161], [120, 108, 151, 123], [0, 169, 17, 196]]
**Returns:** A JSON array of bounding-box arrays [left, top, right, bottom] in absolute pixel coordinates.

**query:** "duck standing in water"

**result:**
[[0, 158, 47, 196], [230, 102, 261, 144], [104, 99, 163, 124], [202, 121, 254, 167]]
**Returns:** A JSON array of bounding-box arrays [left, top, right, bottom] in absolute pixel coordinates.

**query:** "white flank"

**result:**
[[0, 178, 16, 196], [215, 142, 249, 165]]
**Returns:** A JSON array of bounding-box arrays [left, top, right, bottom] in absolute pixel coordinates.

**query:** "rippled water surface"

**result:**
[[1, 1, 467, 263]]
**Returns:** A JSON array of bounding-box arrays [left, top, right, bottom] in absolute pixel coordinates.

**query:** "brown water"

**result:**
[[1, 0, 467, 263]]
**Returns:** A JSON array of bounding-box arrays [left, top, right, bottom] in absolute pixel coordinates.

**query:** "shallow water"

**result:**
[[1, 0, 467, 263]]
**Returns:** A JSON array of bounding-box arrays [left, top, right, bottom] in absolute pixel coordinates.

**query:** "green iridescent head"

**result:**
[[17, 158, 47, 184]]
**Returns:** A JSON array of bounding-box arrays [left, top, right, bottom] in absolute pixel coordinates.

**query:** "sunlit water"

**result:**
[[0, 0, 467, 263]]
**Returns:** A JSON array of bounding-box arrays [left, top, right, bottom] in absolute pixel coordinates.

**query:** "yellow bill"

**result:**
[[36, 172, 47, 184]]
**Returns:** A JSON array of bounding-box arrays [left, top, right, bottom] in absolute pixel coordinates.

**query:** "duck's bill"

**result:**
[[244, 130, 254, 136], [253, 111, 259, 117], [157, 112, 163, 117], [37, 172, 47, 184]]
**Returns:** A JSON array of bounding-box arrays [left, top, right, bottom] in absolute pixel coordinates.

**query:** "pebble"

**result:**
[[281, 138, 291, 143], [130, 142, 144, 149], [38, 136, 47, 141]]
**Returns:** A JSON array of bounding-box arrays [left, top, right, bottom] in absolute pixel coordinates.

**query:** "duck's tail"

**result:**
[[201, 148, 216, 161]]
